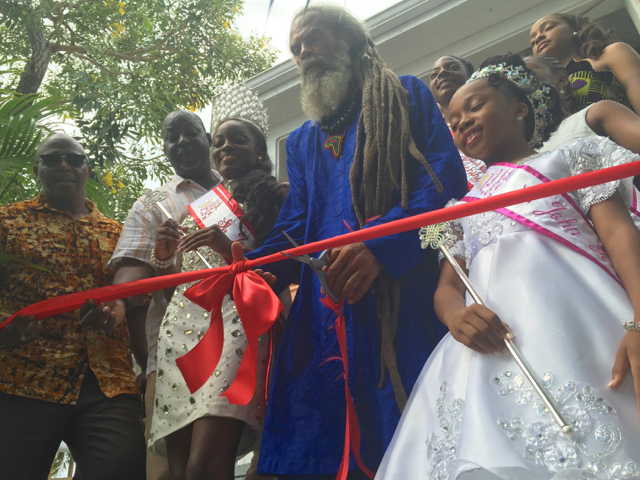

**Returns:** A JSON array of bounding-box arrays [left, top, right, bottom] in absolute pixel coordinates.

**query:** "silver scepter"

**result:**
[[142, 189, 212, 269], [421, 222, 573, 435]]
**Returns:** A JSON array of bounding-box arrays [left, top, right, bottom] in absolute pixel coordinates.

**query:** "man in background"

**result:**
[[110, 110, 221, 480]]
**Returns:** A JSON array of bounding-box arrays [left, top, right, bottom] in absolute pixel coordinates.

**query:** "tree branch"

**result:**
[[53, 43, 173, 62], [121, 153, 165, 162], [54, 2, 67, 45], [69, 51, 131, 77], [16, 10, 53, 94], [52, 44, 86, 53], [109, 51, 169, 62]]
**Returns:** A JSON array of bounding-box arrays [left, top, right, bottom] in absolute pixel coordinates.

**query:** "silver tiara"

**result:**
[[467, 63, 554, 148], [210, 83, 269, 138]]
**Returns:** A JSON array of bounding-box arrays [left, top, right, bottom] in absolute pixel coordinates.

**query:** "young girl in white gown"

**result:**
[[375, 54, 640, 480]]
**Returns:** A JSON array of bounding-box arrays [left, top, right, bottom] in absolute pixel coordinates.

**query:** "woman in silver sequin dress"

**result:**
[[148, 87, 289, 480]]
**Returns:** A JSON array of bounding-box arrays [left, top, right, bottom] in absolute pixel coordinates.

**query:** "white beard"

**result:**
[[299, 51, 354, 122]]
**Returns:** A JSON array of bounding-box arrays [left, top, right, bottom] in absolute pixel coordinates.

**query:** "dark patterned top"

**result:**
[[0, 194, 138, 404], [566, 59, 633, 111]]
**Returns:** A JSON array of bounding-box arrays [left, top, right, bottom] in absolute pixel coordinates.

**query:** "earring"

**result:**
[[560, 89, 565, 95], [573, 31, 578, 36], [257, 156, 262, 161], [517, 116, 523, 121]]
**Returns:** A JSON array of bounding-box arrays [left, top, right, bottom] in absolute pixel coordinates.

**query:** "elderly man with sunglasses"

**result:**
[[0, 133, 146, 479]]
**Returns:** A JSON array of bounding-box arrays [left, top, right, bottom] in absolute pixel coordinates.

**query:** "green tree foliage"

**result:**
[[0, 88, 117, 216], [0, 92, 55, 204], [0, 90, 66, 269], [0, 0, 277, 218]]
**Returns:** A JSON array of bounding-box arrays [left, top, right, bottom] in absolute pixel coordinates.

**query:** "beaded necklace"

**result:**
[[319, 91, 361, 135], [512, 151, 550, 166]]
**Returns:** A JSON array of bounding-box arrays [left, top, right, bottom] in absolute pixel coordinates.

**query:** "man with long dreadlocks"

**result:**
[[244, 5, 467, 479]]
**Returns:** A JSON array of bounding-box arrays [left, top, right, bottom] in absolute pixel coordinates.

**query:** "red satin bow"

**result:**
[[320, 296, 375, 480], [176, 259, 283, 403]]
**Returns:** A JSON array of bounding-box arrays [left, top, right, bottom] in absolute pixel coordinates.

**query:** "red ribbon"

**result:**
[[320, 296, 375, 480], [177, 259, 284, 400], [4, 160, 640, 328]]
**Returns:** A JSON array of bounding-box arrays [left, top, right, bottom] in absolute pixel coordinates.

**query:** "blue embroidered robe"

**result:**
[[246, 76, 467, 477]]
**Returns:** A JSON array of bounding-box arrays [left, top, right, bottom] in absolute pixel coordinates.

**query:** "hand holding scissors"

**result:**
[[280, 232, 340, 303]]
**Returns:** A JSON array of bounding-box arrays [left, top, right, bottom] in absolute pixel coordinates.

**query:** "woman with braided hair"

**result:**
[[530, 13, 640, 114], [147, 86, 287, 480], [241, 5, 467, 479], [376, 53, 640, 480]]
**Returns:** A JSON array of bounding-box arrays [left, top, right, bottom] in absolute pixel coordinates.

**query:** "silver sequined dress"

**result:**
[[148, 216, 270, 455]]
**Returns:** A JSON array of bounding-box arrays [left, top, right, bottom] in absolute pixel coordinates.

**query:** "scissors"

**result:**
[[280, 231, 340, 303]]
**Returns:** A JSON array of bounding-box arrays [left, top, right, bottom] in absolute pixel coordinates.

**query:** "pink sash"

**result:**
[[462, 162, 620, 285]]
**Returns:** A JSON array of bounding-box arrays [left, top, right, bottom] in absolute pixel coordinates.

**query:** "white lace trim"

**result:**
[[425, 381, 464, 480], [560, 136, 638, 213], [493, 370, 638, 479], [423, 199, 508, 269], [423, 373, 638, 480], [464, 210, 505, 267]]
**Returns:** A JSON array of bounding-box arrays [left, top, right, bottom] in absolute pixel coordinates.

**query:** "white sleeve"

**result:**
[[560, 135, 639, 213]]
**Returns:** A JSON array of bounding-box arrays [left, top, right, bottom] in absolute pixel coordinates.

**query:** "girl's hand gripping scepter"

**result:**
[[421, 221, 574, 436]]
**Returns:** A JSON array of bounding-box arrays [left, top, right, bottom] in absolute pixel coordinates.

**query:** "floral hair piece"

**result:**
[[210, 83, 269, 138], [467, 63, 554, 148]]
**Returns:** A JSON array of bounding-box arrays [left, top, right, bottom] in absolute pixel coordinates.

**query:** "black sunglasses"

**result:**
[[38, 154, 87, 168]]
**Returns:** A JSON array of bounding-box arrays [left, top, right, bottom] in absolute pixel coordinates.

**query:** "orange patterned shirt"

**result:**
[[0, 194, 138, 404]]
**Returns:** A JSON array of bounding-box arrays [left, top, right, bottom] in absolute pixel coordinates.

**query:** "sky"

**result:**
[[194, 0, 401, 129]]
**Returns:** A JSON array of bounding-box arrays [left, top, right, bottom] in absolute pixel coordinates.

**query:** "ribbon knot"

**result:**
[[229, 258, 250, 275], [320, 295, 343, 315], [176, 264, 283, 403]]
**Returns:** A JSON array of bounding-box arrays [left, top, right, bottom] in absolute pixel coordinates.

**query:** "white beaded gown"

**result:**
[[375, 137, 640, 480], [148, 216, 270, 456]]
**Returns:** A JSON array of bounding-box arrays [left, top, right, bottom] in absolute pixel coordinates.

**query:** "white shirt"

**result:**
[[109, 171, 221, 374]]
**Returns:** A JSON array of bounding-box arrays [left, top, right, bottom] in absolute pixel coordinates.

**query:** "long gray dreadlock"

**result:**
[[293, 6, 443, 411]]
